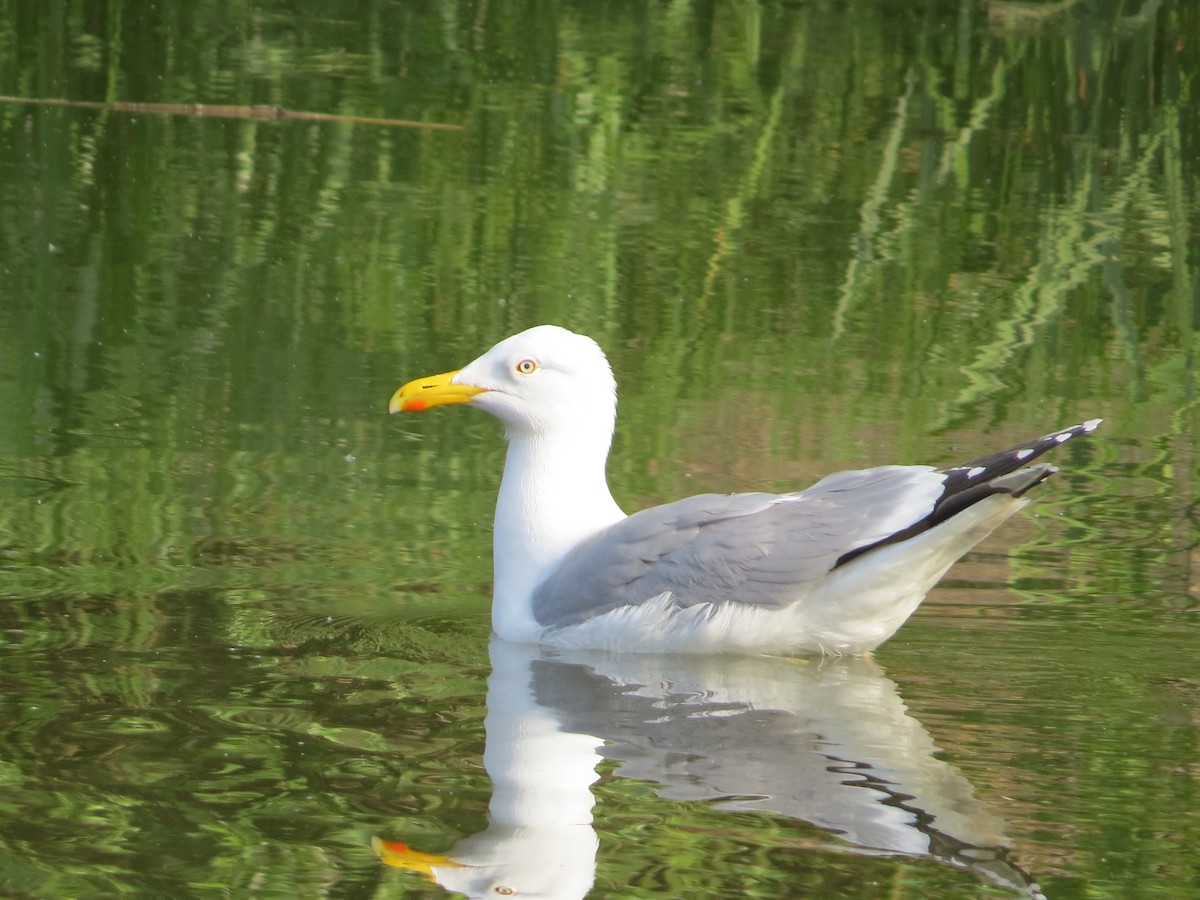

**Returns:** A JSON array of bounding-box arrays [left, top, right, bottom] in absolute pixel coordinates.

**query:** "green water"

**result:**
[[1, 1, 1197, 897]]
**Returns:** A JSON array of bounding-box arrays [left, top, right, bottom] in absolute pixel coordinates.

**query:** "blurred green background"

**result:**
[[0, 1, 1197, 897]]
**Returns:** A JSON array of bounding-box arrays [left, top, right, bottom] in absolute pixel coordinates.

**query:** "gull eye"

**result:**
[[514, 358, 538, 376], [493, 887, 516, 896]]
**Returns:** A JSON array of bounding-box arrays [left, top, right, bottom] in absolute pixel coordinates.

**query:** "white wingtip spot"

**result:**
[[1016, 448, 1034, 460], [1082, 417, 1102, 432], [967, 466, 986, 478], [1054, 431, 1073, 443]]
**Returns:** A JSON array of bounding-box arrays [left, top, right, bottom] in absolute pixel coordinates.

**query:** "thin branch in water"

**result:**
[[0, 96, 464, 131]]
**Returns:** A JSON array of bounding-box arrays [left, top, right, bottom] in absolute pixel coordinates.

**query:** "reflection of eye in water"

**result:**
[[374, 640, 1043, 899]]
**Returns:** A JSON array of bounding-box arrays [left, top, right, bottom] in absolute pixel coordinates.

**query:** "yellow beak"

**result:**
[[371, 836, 463, 880], [389, 369, 484, 413]]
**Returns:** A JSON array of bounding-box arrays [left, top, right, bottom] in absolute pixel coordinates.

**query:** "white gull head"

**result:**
[[455, 325, 619, 442]]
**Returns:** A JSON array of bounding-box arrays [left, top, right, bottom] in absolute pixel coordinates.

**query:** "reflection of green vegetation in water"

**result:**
[[0, 0, 1197, 896]]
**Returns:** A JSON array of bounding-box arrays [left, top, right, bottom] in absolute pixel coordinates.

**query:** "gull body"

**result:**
[[391, 325, 1100, 655]]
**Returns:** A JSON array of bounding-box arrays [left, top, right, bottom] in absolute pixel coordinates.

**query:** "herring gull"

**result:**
[[389, 325, 1100, 654]]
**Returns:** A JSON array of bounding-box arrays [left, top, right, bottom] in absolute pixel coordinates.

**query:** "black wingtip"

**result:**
[[834, 419, 1100, 569], [944, 418, 1102, 484]]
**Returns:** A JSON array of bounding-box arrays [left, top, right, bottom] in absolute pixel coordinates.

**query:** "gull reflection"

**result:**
[[375, 639, 1041, 899]]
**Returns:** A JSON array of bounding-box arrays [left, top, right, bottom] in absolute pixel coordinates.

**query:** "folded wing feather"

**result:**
[[531, 466, 948, 629]]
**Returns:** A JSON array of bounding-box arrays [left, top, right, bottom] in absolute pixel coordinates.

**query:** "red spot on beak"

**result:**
[[377, 840, 410, 852], [406, 398, 427, 412]]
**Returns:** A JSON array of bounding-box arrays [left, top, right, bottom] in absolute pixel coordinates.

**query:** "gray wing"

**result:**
[[531, 465, 948, 629], [531, 418, 1101, 630]]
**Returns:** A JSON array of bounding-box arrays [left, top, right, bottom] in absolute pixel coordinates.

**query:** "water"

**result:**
[[1, 1, 1198, 897]]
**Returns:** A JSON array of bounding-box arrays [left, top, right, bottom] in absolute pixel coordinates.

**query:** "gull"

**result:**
[[390, 325, 1100, 655]]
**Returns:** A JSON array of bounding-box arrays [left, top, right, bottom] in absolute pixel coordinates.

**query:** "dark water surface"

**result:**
[[1, 2, 1198, 897]]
